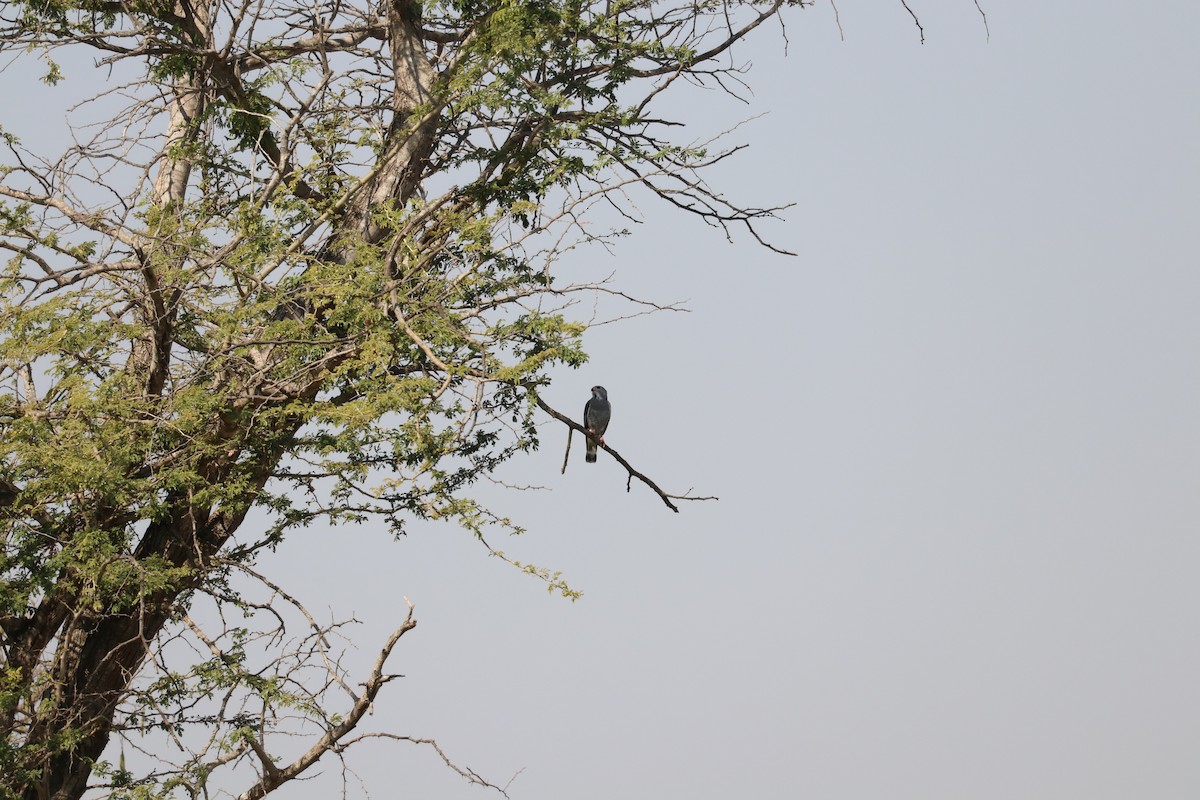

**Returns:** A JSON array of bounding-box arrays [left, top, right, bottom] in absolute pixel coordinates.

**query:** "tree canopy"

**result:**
[[0, 0, 819, 796]]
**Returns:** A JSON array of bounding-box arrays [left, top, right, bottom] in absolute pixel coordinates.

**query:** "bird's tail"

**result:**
[[585, 440, 598, 463]]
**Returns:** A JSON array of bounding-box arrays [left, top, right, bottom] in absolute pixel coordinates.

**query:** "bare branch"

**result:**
[[531, 393, 718, 513], [975, 0, 991, 41], [898, 0, 926, 43], [234, 600, 419, 800]]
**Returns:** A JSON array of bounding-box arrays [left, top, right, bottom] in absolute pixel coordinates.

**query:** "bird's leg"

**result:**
[[586, 427, 605, 445]]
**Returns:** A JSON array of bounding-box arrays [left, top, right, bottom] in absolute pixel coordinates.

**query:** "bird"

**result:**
[[583, 385, 611, 463]]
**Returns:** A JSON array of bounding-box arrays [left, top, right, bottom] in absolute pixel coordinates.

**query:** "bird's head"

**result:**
[[591, 385, 607, 400]]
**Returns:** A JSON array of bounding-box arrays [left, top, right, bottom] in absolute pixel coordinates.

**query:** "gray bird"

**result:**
[[583, 385, 611, 463]]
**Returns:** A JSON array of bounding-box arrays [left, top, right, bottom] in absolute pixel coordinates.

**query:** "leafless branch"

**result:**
[[898, 0, 925, 44], [234, 599, 420, 800], [975, 0, 990, 41], [829, 0, 844, 41], [531, 394, 717, 513]]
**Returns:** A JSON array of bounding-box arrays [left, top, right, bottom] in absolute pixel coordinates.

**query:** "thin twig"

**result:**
[[974, 0, 990, 41], [898, 0, 925, 43], [829, 0, 844, 41]]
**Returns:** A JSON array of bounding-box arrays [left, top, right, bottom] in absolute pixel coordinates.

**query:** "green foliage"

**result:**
[[0, 0, 785, 794]]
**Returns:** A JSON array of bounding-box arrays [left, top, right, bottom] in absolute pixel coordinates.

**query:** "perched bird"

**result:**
[[583, 385, 611, 463]]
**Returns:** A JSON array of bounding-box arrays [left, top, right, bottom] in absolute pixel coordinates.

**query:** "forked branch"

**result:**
[[235, 600, 420, 800]]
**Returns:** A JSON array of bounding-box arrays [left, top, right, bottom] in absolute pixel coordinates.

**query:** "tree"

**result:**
[[0, 0, 927, 796]]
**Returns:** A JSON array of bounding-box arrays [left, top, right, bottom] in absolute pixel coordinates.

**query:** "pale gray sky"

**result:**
[[12, 0, 1200, 797], [273, 2, 1200, 798]]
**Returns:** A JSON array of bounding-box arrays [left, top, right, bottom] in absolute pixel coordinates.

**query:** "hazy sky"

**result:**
[[263, 2, 1200, 798], [266, 2, 1200, 798], [12, 0, 1200, 797]]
